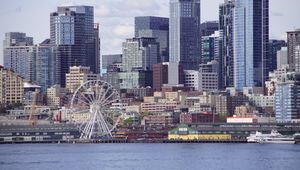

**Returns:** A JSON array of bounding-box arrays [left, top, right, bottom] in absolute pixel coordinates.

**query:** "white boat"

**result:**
[[247, 130, 295, 144]]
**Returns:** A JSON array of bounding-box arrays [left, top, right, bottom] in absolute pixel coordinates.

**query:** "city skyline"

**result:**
[[0, 0, 300, 65]]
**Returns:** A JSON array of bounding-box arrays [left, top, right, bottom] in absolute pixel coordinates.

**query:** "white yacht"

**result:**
[[247, 130, 295, 144]]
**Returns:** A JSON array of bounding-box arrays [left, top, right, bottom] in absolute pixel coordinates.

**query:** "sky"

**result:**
[[0, 0, 300, 65]]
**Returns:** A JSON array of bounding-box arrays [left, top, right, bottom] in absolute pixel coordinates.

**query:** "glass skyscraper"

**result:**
[[135, 16, 169, 62], [50, 6, 99, 87], [219, 0, 234, 89], [169, 0, 201, 70], [233, 0, 269, 91]]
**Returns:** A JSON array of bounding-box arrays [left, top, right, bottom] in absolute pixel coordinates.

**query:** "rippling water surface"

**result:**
[[1, 143, 300, 170]]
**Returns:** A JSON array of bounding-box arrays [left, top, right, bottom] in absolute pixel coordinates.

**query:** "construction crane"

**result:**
[[28, 89, 39, 126]]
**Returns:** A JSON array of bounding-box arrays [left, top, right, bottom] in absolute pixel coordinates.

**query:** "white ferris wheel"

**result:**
[[70, 80, 121, 140]]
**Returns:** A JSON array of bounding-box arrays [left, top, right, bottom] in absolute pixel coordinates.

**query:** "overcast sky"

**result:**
[[0, 0, 300, 65]]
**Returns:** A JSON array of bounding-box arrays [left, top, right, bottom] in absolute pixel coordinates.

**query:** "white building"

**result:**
[[184, 70, 200, 91]]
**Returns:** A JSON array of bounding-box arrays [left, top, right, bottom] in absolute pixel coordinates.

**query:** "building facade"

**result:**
[[184, 70, 200, 91], [275, 72, 300, 123], [0, 66, 24, 105], [101, 54, 122, 71], [277, 47, 288, 69], [200, 21, 219, 37], [135, 16, 169, 62], [169, 0, 201, 70], [287, 28, 300, 71], [66, 66, 98, 93], [50, 6, 98, 87], [3, 32, 35, 82], [46, 85, 69, 109], [35, 39, 56, 93], [219, 0, 234, 88], [199, 60, 220, 92], [152, 62, 184, 91], [267, 40, 286, 76], [233, 0, 269, 90], [122, 37, 159, 72]]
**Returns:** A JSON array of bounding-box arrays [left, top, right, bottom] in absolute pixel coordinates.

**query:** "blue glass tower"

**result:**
[[233, 0, 269, 91]]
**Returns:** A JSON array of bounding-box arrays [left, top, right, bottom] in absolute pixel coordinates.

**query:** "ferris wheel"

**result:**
[[70, 80, 121, 139]]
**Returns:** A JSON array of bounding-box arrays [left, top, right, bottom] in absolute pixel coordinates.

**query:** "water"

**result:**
[[0, 143, 300, 170]]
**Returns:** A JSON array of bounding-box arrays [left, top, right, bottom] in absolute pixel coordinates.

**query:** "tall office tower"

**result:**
[[233, 0, 269, 91], [94, 23, 101, 74], [200, 21, 219, 37], [170, 0, 201, 70], [135, 16, 169, 62], [50, 6, 97, 87], [267, 40, 286, 76], [275, 72, 300, 123], [287, 28, 300, 71], [3, 32, 36, 82], [277, 47, 288, 69], [35, 39, 56, 93], [122, 37, 159, 72], [219, 0, 234, 88]]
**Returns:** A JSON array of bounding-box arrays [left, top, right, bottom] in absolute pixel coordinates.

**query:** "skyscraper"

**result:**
[[287, 28, 300, 71], [122, 37, 159, 72], [3, 32, 36, 82], [35, 39, 56, 93], [267, 40, 286, 76], [275, 72, 300, 123], [169, 0, 201, 70], [219, 0, 234, 88], [135, 16, 169, 62], [233, 0, 269, 91], [50, 6, 98, 87]]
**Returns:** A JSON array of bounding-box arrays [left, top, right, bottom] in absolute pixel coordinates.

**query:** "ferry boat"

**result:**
[[247, 130, 295, 144]]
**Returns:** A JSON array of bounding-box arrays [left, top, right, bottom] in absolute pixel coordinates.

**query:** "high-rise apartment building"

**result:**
[[170, 0, 201, 70], [122, 37, 159, 72], [3, 32, 35, 82], [233, 0, 269, 90], [275, 72, 300, 123], [0, 66, 24, 105], [50, 6, 99, 87], [135, 16, 169, 62], [287, 29, 300, 71], [219, 0, 234, 88]]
